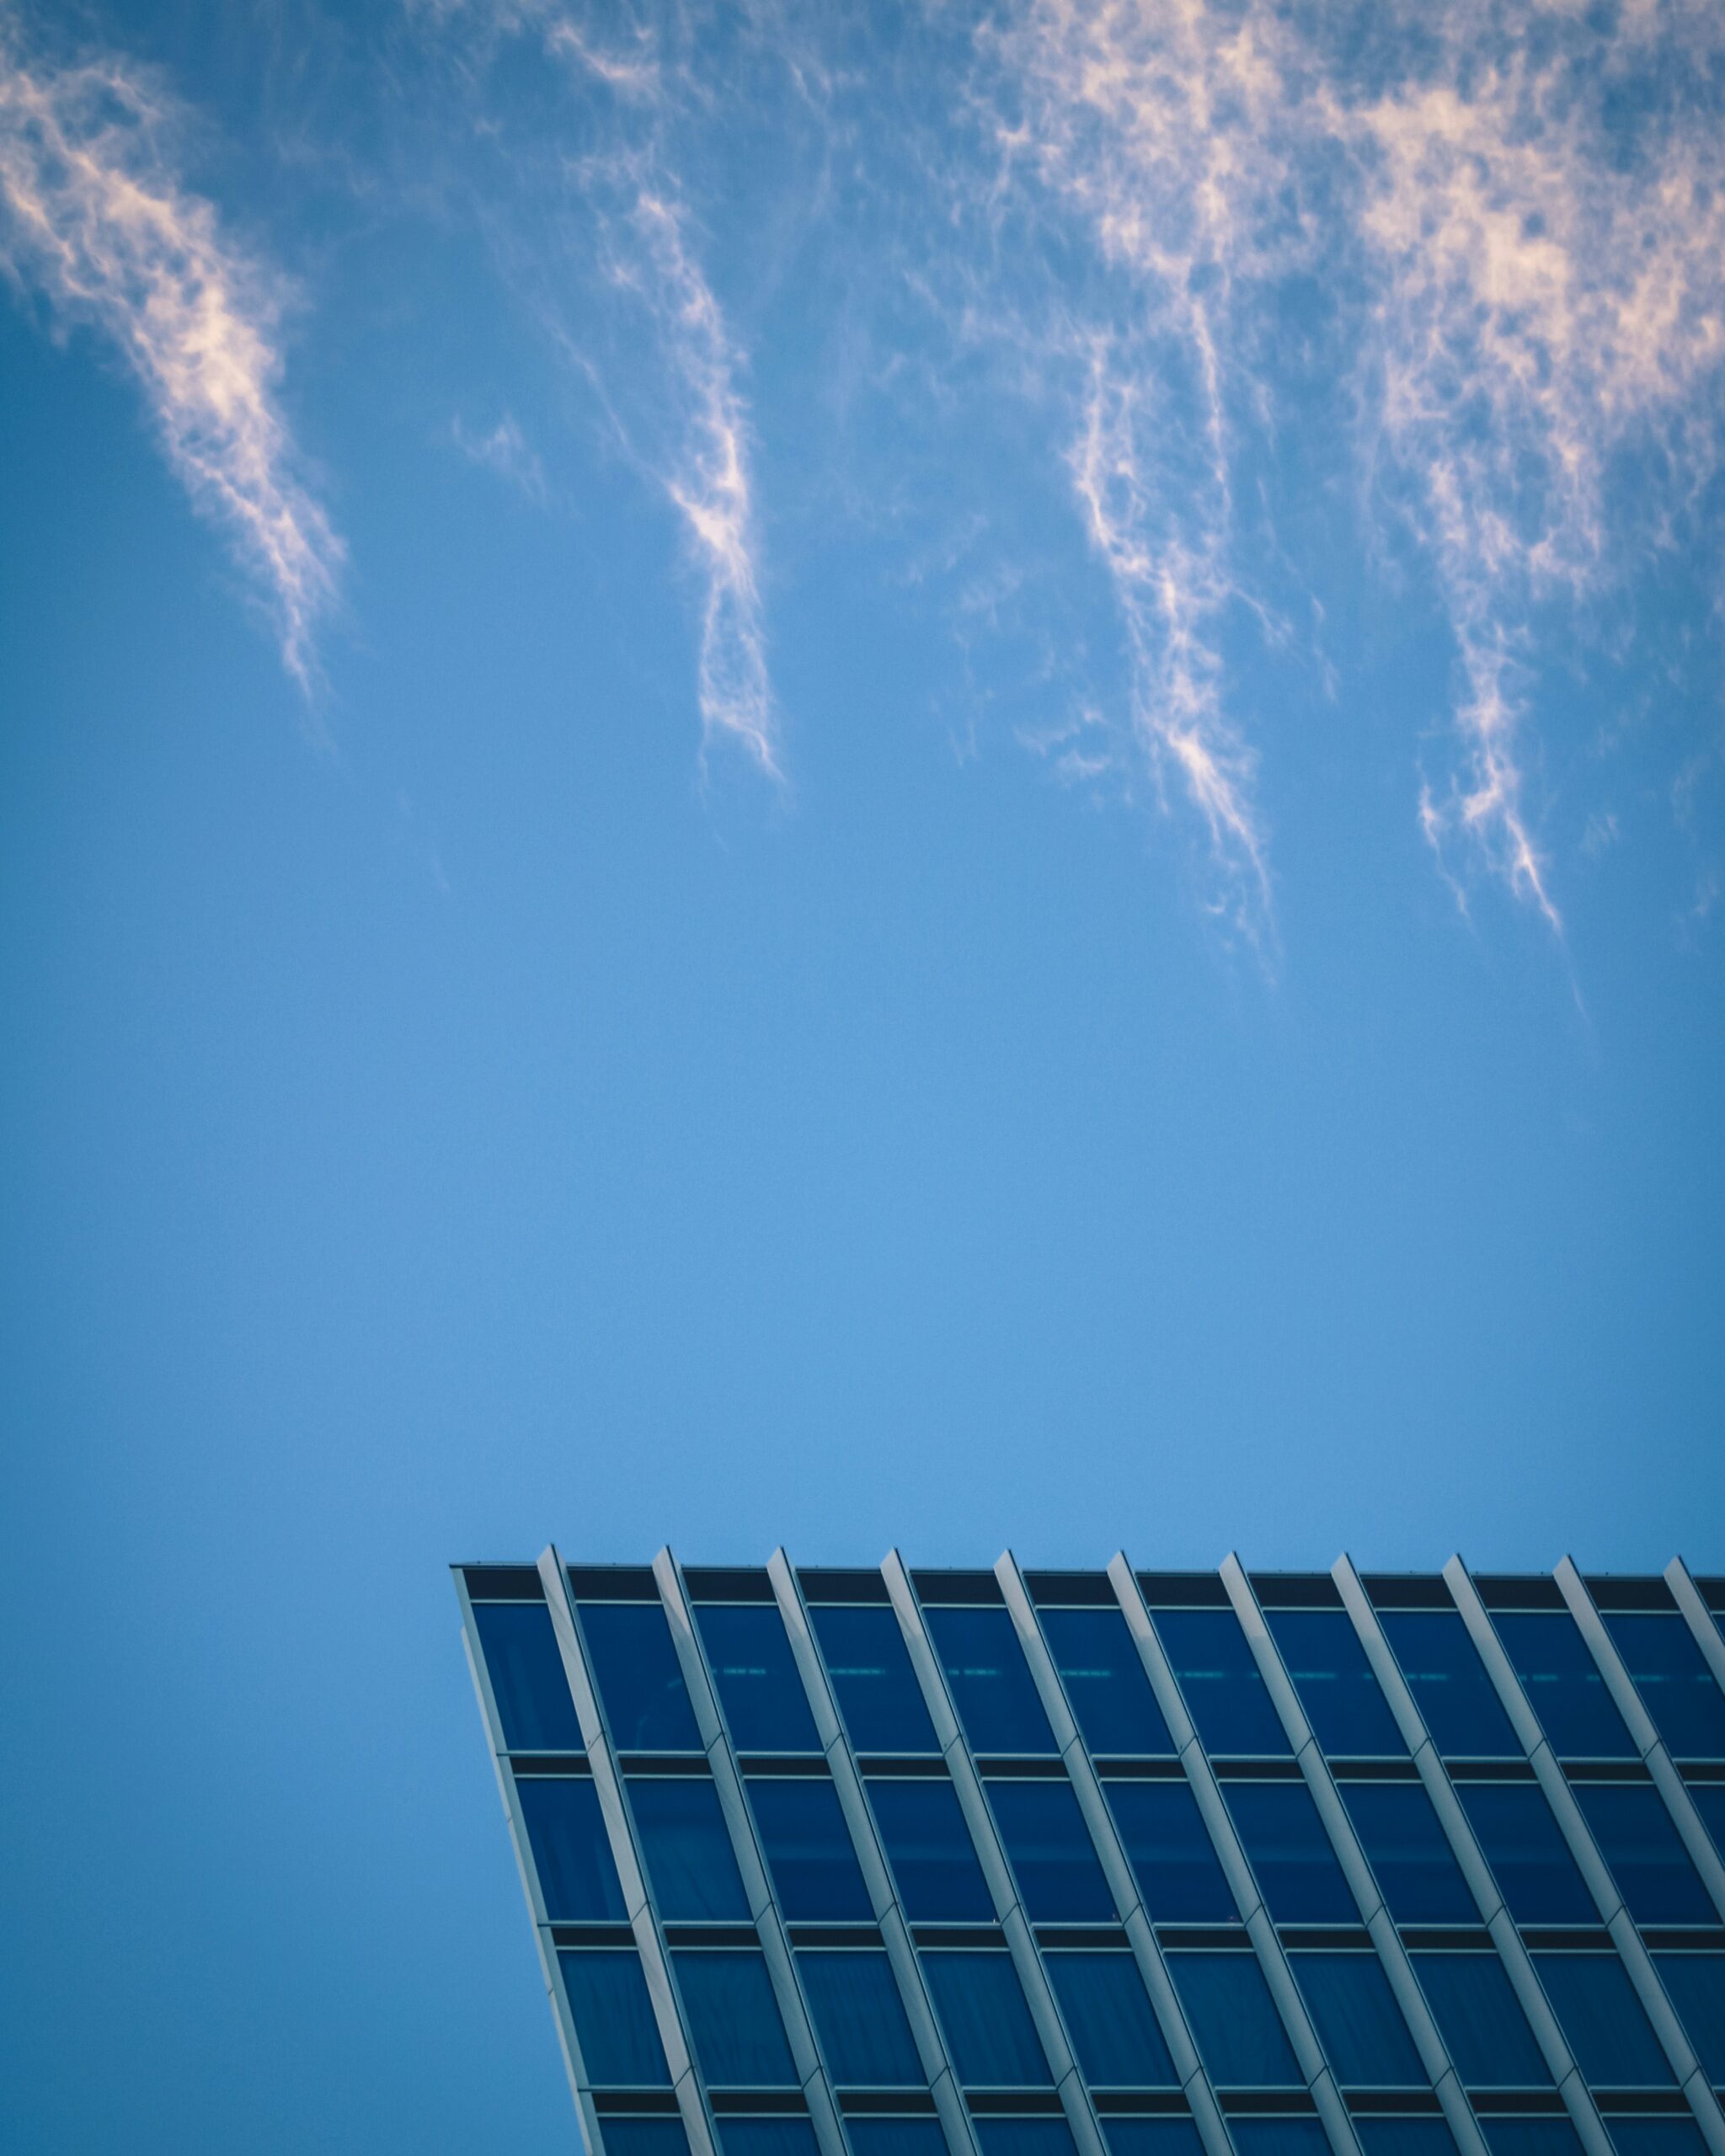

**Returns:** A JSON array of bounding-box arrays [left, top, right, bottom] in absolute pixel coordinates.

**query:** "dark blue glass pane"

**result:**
[[1039, 1608, 1174, 1756], [1044, 1951, 1176, 2086], [1690, 1783, 1725, 1862], [474, 1602, 583, 1751], [748, 1778, 873, 1920], [718, 2123, 820, 2156], [674, 1951, 798, 2087], [973, 2123, 1077, 2156], [1165, 1954, 1302, 2087], [583, 1604, 702, 1752], [1354, 2123, 1460, 2156], [1153, 1611, 1290, 1756], [1290, 1953, 1425, 2087], [1379, 1614, 1522, 1759], [1478, 2124, 1583, 2156], [628, 1776, 750, 1920], [1106, 1779, 1238, 1923], [1226, 2123, 1330, 2156], [1606, 1617, 1725, 1759], [1409, 1955, 1551, 2086], [1456, 1784, 1596, 1924], [1223, 1781, 1356, 1923], [868, 1778, 994, 1920], [602, 2121, 691, 2156], [810, 1605, 939, 1755], [696, 1604, 821, 1753], [1530, 1955, 1674, 2086], [1606, 2125, 1708, 2156], [1339, 1782, 1477, 1924], [798, 1951, 923, 2086], [925, 1608, 1057, 1756], [987, 1780, 1118, 1922], [845, 2121, 952, 2156], [920, 1953, 1052, 2086], [558, 1951, 671, 2086], [518, 1777, 627, 1920], [1267, 1611, 1407, 1758], [1652, 1954, 1725, 2083], [1571, 1783, 1713, 1924], [1102, 2123, 1204, 2156], [1493, 1614, 1636, 1760]]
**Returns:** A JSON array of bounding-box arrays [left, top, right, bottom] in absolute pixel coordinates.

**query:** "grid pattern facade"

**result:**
[[453, 1552, 1725, 2156]]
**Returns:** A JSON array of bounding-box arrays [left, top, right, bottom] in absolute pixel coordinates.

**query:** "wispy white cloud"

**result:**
[[451, 410, 547, 501]]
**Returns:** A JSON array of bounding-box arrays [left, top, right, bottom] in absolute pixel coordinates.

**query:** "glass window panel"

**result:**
[[1338, 1781, 1477, 1924], [1606, 2125, 1709, 2156], [1530, 1955, 1674, 2086], [1226, 2122, 1330, 2156], [718, 2123, 821, 2156], [868, 1777, 994, 1920], [1152, 1610, 1291, 1756], [474, 1602, 583, 1751], [987, 1779, 1118, 1922], [1039, 1607, 1174, 1756], [1266, 1610, 1407, 1758], [924, 1607, 1057, 1755], [1105, 1779, 1239, 1924], [1570, 1783, 1713, 1924], [1408, 1954, 1551, 2087], [920, 1952, 1052, 2086], [518, 1777, 627, 1920], [846, 2122, 951, 2156], [747, 1777, 873, 1920], [1378, 1614, 1522, 1758], [1493, 1614, 1637, 1760], [1164, 1953, 1303, 2087], [798, 1951, 923, 2086], [673, 1951, 798, 2087], [1477, 2123, 1584, 2156], [973, 2123, 1077, 2156], [1455, 1783, 1597, 1924], [1651, 1954, 1725, 2084], [1044, 1951, 1177, 2086], [695, 1604, 821, 1753], [1290, 1952, 1425, 2087], [1354, 2123, 1460, 2156], [1690, 1784, 1725, 1863], [809, 1604, 939, 1755], [601, 2121, 692, 2156], [1605, 1616, 1725, 1759], [628, 1777, 750, 1921], [583, 1604, 703, 1752], [1223, 1781, 1357, 1923], [558, 1951, 671, 2086], [1102, 2123, 1204, 2156]]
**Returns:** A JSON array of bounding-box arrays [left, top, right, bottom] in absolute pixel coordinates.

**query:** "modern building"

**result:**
[[453, 1554, 1725, 2156]]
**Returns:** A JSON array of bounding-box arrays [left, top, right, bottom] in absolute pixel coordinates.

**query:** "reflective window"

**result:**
[[1040, 1607, 1174, 1756], [973, 2124, 1077, 2156], [1152, 1610, 1290, 1756], [628, 1777, 750, 1920], [1493, 1614, 1637, 1760], [1378, 1614, 1522, 1758], [810, 1604, 939, 1754], [518, 1777, 627, 1920], [1339, 1780, 1477, 1924], [1101, 2122, 1204, 2156], [1044, 1951, 1177, 2086], [1266, 1611, 1407, 1758], [1477, 2124, 1584, 2156], [798, 1951, 923, 2085], [1530, 1954, 1674, 2086], [558, 1951, 671, 2086], [1164, 1952, 1302, 2086], [474, 1602, 582, 1751], [696, 1604, 821, 1753], [1690, 1783, 1725, 1862], [924, 1608, 1057, 1755], [867, 1777, 994, 1920], [1605, 2125, 1709, 2156], [1605, 1616, 1725, 1759], [1455, 1783, 1597, 1924], [582, 1604, 702, 1751], [1223, 1780, 1357, 1922], [1354, 2124, 1460, 2156], [845, 2121, 952, 2156], [1570, 1782, 1713, 1925], [920, 1952, 1052, 2086], [1651, 1953, 1725, 2083], [602, 2121, 692, 2156], [1226, 2123, 1329, 2156], [747, 1777, 873, 1920], [987, 1779, 1118, 1922], [1290, 1952, 1425, 2087], [1408, 1954, 1551, 2086], [717, 2123, 820, 2156], [672, 1951, 798, 2086], [1105, 1779, 1238, 1924]]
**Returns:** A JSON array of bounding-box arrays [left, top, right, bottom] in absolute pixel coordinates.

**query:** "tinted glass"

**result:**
[[1165, 1953, 1302, 2086], [1409, 1954, 1551, 2086], [558, 1951, 671, 2085], [1354, 2124, 1460, 2156], [845, 2122, 952, 2156], [518, 1777, 627, 1920], [1102, 2125, 1204, 2156], [748, 1777, 873, 1920], [717, 2126, 820, 2156], [1039, 1607, 1174, 1755], [695, 1604, 821, 1753], [1105, 1779, 1238, 1923], [798, 1951, 923, 2085], [1493, 1614, 1636, 1759], [1455, 1783, 1596, 1924], [988, 1779, 1118, 1922], [1478, 2125, 1584, 2156], [673, 1951, 798, 2086], [810, 1604, 939, 1754], [1379, 1614, 1521, 1758], [1044, 1951, 1177, 2085], [1290, 1953, 1425, 2086], [1339, 1780, 1477, 1923], [1530, 1954, 1673, 2084], [1571, 1782, 1713, 1924], [920, 1953, 1052, 2086], [973, 2124, 1077, 2156], [1224, 1780, 1357, 1922], [1691, 1782, 1725, 1862], [474, 1602, 583, 1751], [583, 1604, 702, 1751], [1226, 2124, 1330, 2156], [628, 1777, 750, 1920], [868, 1777, 994, 1920], [1153, 1609, 1290, 1755], [1605, 1616, 1725, 1759], [1267, 1610, 1407, 1757], [603, 2122, 692, 2156], [1606, 2126, 1709, 2156], [1651, 1954, 1725, 2083], [924, 1607, 1057, 1755]]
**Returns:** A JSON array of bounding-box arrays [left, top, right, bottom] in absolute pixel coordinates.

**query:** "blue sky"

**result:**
[[3, 1, 1724, 2150]]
